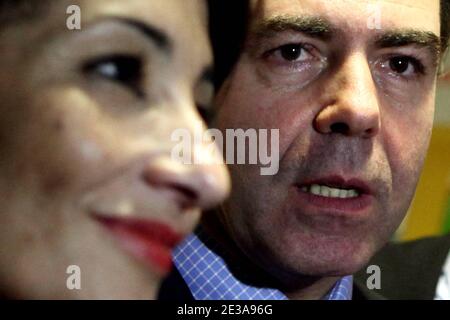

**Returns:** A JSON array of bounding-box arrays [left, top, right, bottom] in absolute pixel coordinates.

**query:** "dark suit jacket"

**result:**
[[355, 234, 450, 300]]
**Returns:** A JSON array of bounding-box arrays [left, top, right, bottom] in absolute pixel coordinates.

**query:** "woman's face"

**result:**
[[0, 0, 229, 299]]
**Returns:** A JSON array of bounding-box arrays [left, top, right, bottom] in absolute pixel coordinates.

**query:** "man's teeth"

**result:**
[[301, 184, 360, 199]]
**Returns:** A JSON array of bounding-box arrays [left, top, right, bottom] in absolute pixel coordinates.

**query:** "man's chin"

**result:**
[[266, 237, 377, 278]]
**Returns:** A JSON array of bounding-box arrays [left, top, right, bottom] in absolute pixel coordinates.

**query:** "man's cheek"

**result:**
[[390, 140, 428, 207], [384, 113, 431, 173]]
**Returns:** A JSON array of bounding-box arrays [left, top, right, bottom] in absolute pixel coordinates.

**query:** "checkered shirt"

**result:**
[[173, 229, 353, 300]]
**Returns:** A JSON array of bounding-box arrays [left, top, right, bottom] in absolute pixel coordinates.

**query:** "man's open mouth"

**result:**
[[299, 184, 360, 199]]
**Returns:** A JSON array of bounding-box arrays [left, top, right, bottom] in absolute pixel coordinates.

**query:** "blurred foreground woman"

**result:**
[[0, 0, 229, 299]]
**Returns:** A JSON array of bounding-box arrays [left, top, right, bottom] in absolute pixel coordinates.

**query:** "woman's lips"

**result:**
[[92, 214, 183, 275]]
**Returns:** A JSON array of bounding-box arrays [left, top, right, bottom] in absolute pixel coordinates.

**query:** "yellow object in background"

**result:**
[[402, 127, 450, 241], [400, 62, 450, 241]]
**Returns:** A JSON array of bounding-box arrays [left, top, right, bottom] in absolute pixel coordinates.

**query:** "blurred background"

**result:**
[[397, 53, 450, 241]]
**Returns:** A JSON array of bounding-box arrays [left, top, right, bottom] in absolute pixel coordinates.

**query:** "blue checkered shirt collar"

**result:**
[[173, 229, 353, 300]]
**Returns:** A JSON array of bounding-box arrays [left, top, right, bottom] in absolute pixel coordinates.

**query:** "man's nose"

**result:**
[[314, 53, 381, 139], [142, 131, 230, 212]]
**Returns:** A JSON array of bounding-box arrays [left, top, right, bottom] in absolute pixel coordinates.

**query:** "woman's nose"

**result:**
[[142, 141, 230, 212]]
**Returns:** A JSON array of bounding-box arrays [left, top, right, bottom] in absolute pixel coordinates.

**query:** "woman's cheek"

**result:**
[[24, 92, 118, 197]]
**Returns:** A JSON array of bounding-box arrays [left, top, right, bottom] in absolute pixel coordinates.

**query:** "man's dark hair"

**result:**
[[0, 0, 49, 30], [208, 0, 250, 89], [442, 0, 450, 52]]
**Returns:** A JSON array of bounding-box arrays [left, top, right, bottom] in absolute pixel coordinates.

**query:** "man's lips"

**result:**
[[294, 175, 374, 213], [91, 214, 183, 275], [297, 175, 373, 195]]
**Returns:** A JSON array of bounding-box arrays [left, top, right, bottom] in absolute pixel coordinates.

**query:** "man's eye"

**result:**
[[272, 44, 310, 62], [387, 56, 424, 76], [83, 55, 143, 92]]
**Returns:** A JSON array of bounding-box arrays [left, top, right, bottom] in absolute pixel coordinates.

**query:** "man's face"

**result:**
[[215, 0, 441, 280]]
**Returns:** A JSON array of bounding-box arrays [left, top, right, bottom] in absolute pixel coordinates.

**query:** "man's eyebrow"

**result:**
[[375, 30, 441, 61], [107, 17, 172, 53], [252, 15, 334, 40]]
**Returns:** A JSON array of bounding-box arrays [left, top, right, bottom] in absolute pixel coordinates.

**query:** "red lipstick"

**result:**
[[92, 214, 183, 275]]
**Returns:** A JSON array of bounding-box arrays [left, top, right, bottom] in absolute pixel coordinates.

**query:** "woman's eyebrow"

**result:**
[[105, 16, 173, 54]]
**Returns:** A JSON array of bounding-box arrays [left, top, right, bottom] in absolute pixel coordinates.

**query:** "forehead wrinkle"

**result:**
[[250, 10, 440, 41], [335, 0, 433, 11], [253, 0, 439, 30]]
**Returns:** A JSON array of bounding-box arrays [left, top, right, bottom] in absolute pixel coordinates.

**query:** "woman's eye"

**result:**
[[386, 56, 424, 76], [83, 55, 143, 91]]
